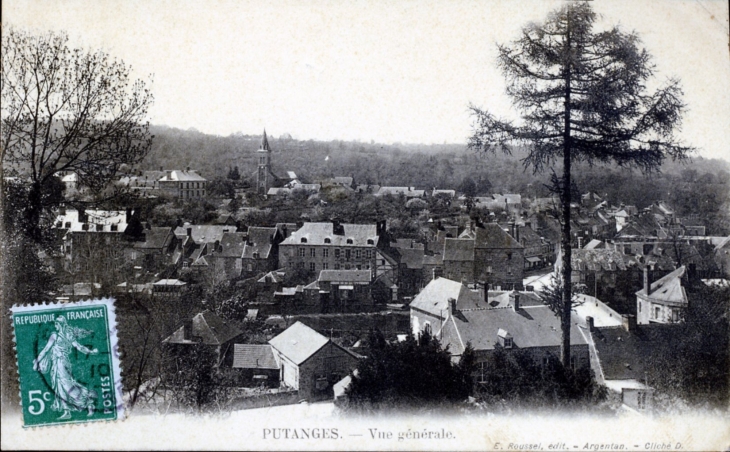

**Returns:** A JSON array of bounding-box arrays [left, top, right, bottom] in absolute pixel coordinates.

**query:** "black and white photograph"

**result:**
[[1, 0, 729, 450]]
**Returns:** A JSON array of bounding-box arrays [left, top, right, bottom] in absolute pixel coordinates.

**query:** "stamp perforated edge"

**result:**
[[10, 298, 125, 428]]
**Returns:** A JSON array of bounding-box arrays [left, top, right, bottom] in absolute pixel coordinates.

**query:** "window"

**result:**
[[367, 239, 374, 245], [65, 222, 71, 228], [310, 262, 316, 272], [335, 263, 340, 270], [345, 249, 351, 259], [477, 362, 488, 383], [310, 248, 316, 257], [639, 302, 642, 312], [334, 249, 340, 258], [507, 252, 512, 260], [654, 306, 660, 319], [637, 391, 647, 410], [424, 322, 432, 334], [672, 309, 679, 322], [345, 264, 351, 270], [355, 249, 361, 259], [298, 248, 305, 257], [322, 263, 329, 270], [324, 237, 331, 244], [297, 262, 304, 269], [301, 237, 308, 243], [504, 337, 513, 348], [365, 250, 372, 259], [323, 248, 329, 258], [110, 224, 118, 232], [247, 263, 253, 272], [356, 265, 361, 270], [346, 238, 353, 244]]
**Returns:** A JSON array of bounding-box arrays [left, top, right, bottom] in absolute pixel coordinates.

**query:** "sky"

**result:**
[[3, 0, 729, 160]]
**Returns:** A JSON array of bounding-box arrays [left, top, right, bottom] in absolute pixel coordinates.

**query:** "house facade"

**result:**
[[159, 169, 208, 199], [278, 221, 381, 275], [636, 266, 688, 325], [268, 322, 360, 400]]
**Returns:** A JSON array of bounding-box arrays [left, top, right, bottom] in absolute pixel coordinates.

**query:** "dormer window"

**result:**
[[301, 237, 307, 243], [367, 239, 374, 245], [96, 224, 103, 231], [346, 238, 353, 245], [498, 328, 513, 349], [65, 222, 71, 229], [111, 224, 118, 232], [324, 237, 331, 244]]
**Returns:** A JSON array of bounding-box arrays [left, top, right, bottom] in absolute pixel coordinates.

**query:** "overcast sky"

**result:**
[[4, 0, 729, 160]]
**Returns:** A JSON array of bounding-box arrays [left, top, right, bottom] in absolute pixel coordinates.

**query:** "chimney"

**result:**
[[187, 227, 193, 237], [183, 319, 193, 340], [509, 290, 520, 311], [78, 207, 88, 224], [643, 265, 653, 294], [483, 283, 488, 303], [448, 297, 457, 315], [159, 166, 163, 172], [125, 207, 132, 224], [333, 220, 344, 235], [186, 166, 190, 172], [622, 314, 637, 333], [586, 316, 595, 332]]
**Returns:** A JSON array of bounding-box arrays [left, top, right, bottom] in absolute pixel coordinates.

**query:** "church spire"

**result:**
[[261, 129, 271, 151]]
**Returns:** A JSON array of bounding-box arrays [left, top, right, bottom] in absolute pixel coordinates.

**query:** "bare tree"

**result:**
[[468, 2, 693, 366], [1, 27, 153, 241]]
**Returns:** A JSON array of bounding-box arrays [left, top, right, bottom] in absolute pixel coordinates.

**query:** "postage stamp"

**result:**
[[10, 298, 123, 427]]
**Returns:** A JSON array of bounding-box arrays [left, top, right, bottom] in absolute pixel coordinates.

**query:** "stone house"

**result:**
[[442, 238, 475, 283], [636, 266, 688, 325], [473, 223, 525, 290], [278, 221, 381, 275], [158, 169, 208, 200], [163, 311, 244, 366], [268, 322, 360, 401], [131, 227, 177, 271]]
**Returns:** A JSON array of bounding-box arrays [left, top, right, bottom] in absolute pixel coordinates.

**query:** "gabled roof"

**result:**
[[441, 305, 586, 356], [281, 222, 378, 247], [164, 311, 243, 345], [571, 248, 632, 272], [318, 269, 371, 283], [443, 238, 475, 262], [135, 227, 174, 249], [392, 239, 425, 250], [174, 225, 237, 244], [714, 236, 730, 251], [53, 209, 128, 233], [160, 170, 207, 182], [474, 223, 523, 249], [375, 186, 425, 197], [269, 321, 329, 365], [257, 270, 286, 284], [232, 344, 278, 369], [398, 248, 425, 269], [218, 232, 246, 258], [636, 266, 688, 305], [591, 325, 679, 381], [243, 227, 277, 259], [409, 277, 484, 317]]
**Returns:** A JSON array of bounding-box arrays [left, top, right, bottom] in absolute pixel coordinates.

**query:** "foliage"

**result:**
[[1, 27, 153, 240], [539, 274, 585, 315], [341, 329, 473, 412], [473, 347, 607, 412], [468, 2, 693, 365]]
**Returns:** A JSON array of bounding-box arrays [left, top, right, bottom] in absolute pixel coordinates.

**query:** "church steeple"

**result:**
[[260, 129, 271, 151], [257, 129, 272, 195]]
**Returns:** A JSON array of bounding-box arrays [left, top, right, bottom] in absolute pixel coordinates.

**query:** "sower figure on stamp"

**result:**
[[32, 316, 99, 420]]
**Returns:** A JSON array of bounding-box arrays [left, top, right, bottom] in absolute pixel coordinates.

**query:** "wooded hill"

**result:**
[[139, 125, 730, 234]]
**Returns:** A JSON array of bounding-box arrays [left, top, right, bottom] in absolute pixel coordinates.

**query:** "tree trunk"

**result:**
[[560, 17, 573, 368]]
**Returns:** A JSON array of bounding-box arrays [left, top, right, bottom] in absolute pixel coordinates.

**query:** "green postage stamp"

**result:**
[[11, 299, 123, 427]]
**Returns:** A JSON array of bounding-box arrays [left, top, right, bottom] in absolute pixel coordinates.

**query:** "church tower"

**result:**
[[256, 129, 272, 195]]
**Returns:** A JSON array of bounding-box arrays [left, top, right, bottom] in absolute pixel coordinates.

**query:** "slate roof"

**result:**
[[332, 176, 354, 187], [319, 269, 371, 283], [423, 254, 444, 266], [232, 344, 278, 369], [392, 239, 425, 250], [269, 321, 330, 365], [164, 311, 243, 345], [281, 222, 379, 247], [398, 248, 425, 269], [213, 232, 243, 257], [432, 189, 456, 197], [591, 325, 679, 381], [160, 170, 207, 182], [135, 227, 174, 249], [258, 270, 286, 284], [54, 209, 128, 233], [409, 277, 484, 316], [636, 266, 688, 306], [571, 248, 633, 272], [376, 186, 425, 197], [441, 304, 587, 356], [487, 291, 544, 308], [474, 223, 523, 249], [153, 279, 186, 286], [443, 238, 475, 262], [243, 227, 277, 259], [174, 225, 237, 244]]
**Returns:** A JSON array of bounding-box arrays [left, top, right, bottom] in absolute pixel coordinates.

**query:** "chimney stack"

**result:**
[[622, 314, 637, 333], [187, 227, 193, 237], [183, 319, 193, 340], [586, 316, 595, 332], [448, 297, 457, 315], [509, 290, 520, 311], [643, 265, 653, 295]]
